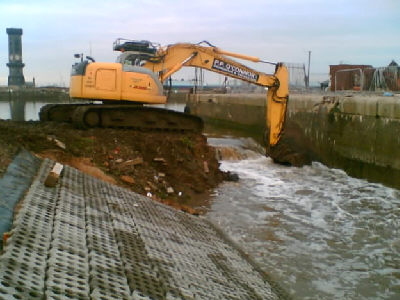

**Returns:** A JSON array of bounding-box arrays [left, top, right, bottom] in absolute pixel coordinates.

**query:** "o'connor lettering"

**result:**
[[211, 59, 259, 82]]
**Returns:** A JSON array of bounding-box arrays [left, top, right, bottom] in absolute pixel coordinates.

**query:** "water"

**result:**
[[2, 100, 399, 298], [207, 137, 400, 299], [0, 100, 51, 121]]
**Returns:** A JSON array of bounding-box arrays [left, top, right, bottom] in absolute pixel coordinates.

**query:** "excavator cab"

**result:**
[[114, 39, 159, 67], [113, 39, 157, 54]]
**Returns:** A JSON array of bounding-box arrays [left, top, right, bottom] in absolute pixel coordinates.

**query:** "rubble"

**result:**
[[120, 157, 143, 167], [120, 175, 135, 184], [153, 157, 167, 163], [47, 135, 66, 150], [203, 161, 209, 173]]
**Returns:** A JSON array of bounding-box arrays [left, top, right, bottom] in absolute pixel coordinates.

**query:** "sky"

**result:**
[[0, 0, 399, 87]]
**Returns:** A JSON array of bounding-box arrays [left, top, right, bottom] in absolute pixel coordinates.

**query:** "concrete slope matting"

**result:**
[[0, 149, 41, 247], [0, 157, 288, 300]]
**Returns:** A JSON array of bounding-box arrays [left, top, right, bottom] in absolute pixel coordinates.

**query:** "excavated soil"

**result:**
[[0, 120, 226, 214]]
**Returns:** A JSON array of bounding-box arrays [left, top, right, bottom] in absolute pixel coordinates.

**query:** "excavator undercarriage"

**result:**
[[39, 104, 203, 132]]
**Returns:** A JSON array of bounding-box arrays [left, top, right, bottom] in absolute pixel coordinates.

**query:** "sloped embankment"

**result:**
[[0, 120, 225, 214]]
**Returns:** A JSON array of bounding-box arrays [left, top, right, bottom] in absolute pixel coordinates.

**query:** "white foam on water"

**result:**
[[207, 139, 400, 299]]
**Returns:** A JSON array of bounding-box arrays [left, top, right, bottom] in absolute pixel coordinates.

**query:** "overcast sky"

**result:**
[[0, 0, 399, 86]]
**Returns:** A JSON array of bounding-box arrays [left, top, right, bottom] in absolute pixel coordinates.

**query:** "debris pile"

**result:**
[[0, 120, 225, 214]]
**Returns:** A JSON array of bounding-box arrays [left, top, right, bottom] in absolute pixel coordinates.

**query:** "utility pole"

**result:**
[[306, 50, 311, 89]]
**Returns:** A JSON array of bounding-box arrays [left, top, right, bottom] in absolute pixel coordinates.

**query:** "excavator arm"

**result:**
[[142, 42, 289, 146]]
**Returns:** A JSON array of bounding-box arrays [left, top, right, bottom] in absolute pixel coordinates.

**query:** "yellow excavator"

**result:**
[[40, 39, 288, 147]]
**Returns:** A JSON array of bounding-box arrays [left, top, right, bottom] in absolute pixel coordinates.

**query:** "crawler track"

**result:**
[[39, 104, 203, 132]]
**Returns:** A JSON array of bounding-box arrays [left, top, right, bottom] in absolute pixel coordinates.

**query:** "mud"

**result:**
[[0, 120, 225, 214]]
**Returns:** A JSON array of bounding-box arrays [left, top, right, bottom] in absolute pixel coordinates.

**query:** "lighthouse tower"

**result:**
[[6, 28, 25, 87]]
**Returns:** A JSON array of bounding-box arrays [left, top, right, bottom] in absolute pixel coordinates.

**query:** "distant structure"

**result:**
[[329, 64, 371, 91], [330, 62, 400, 92], [6, 28, 25, 86], [286, 63, 307, 89]]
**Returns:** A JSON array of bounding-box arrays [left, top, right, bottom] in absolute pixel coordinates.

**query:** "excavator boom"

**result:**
[[142, 42, 288, 145]]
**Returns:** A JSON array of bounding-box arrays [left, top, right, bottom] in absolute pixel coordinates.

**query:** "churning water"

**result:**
[[207, 137, 400, 300]]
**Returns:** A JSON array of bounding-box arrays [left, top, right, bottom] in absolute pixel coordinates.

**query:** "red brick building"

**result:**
[[329, 64, 372, 91]]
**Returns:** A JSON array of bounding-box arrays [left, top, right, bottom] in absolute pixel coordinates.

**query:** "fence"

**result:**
[[332, 65, 399, 92]]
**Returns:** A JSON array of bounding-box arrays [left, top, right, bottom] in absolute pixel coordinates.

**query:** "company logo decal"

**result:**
[[211, 59, 259, 82]]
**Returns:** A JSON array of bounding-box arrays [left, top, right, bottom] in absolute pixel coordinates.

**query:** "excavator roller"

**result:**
[[39, 103, 87, 123]]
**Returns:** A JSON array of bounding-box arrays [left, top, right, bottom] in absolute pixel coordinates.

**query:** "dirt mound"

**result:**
[[0, 120, 225, 214]]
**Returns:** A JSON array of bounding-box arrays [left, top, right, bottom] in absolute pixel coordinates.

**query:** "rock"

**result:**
[[121, 157, 143, 167], [147, 181, 158, 190], [182, 206, 198, 215], [158, 172, 165, 177], [120, 175, 135, 184], [54, 139, 66, 150], [47, 135, 66, 150], [203, 161, 209, 173], [2, 232, 11, 247], [153, 157, 166, 163], [191, 185, 203, 193], [117, 157, 144, 172], [167, 187, 174, 194], [215, 147, 244, 160], [224, 171, 239, 182]]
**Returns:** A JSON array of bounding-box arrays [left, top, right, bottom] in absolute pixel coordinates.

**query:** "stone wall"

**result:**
[[187, 94, 266, 141], [187, 93, 400, 189]]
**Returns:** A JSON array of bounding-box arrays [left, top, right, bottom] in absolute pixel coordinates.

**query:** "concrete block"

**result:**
[[338, 96, 377, 116], [44, 163, 63, 187], [377, 97, 400, 119], [374, 118, 400, 169], [289, 94, 323, 112], [0, 257, 46, 293]]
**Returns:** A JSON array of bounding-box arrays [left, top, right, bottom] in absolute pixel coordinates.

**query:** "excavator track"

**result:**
[[39, 104, 204, 132]]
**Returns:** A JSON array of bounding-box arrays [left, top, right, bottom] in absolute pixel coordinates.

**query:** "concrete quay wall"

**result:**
[[187, 94, 267, 139], [187, 93, 400, 189], [0, 87, 70, 101]]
